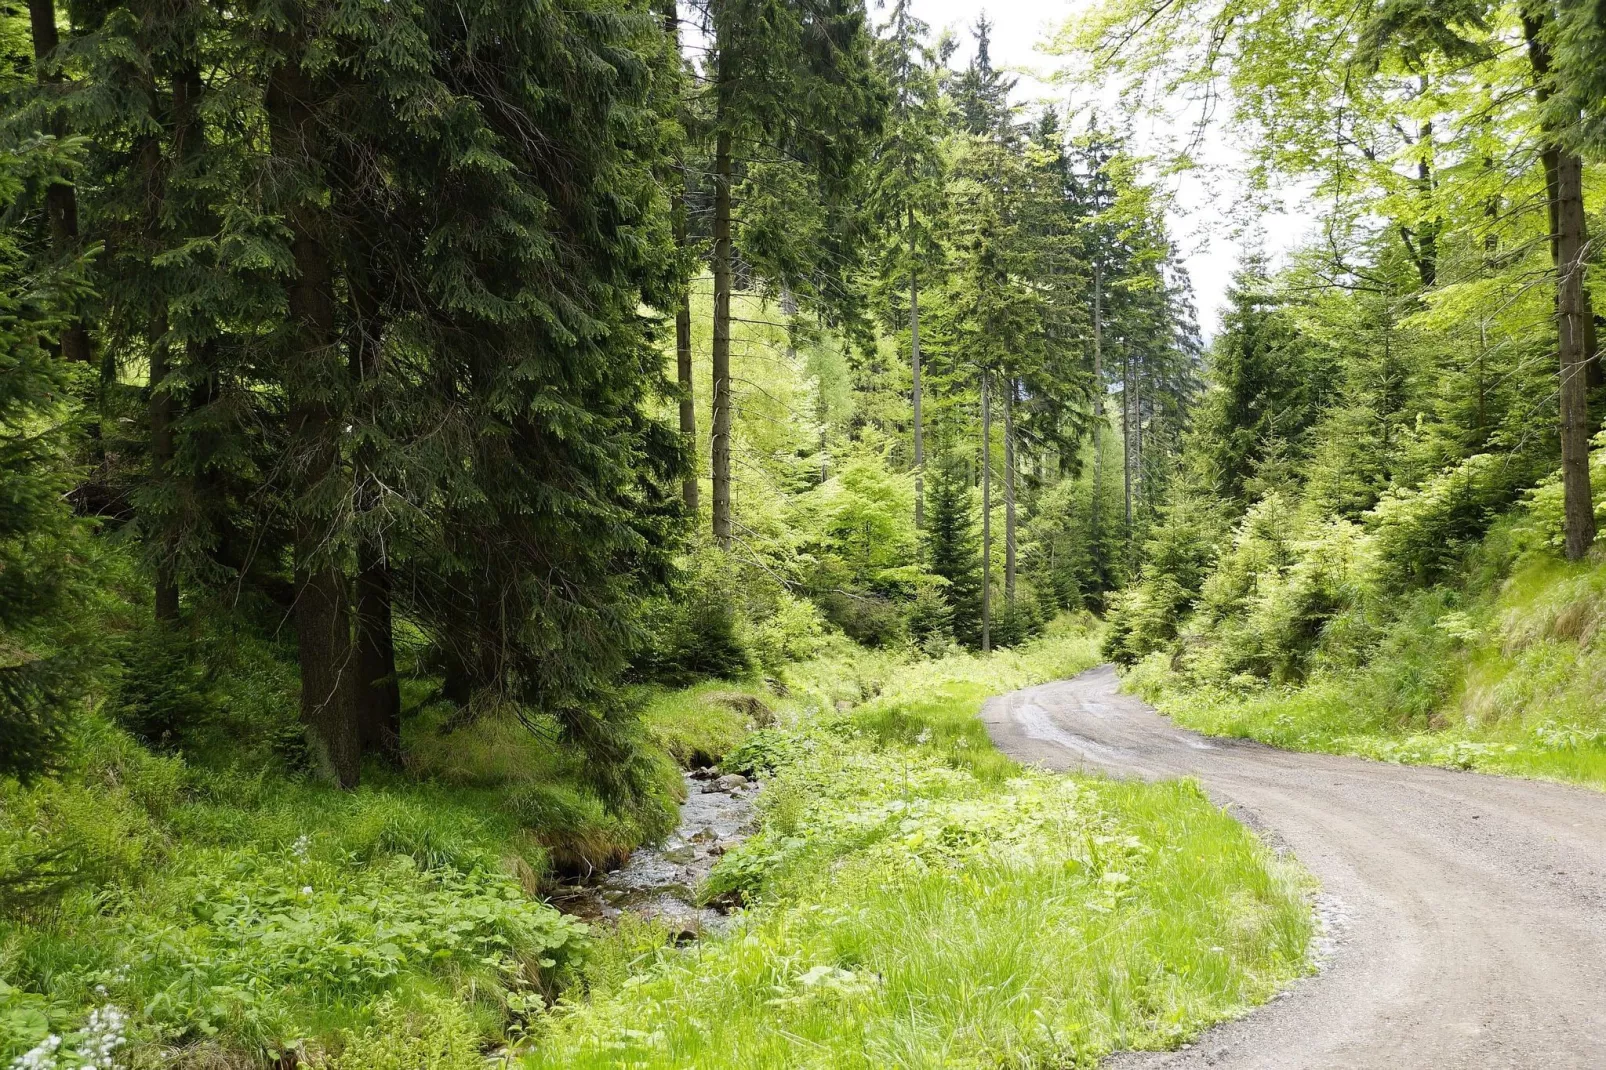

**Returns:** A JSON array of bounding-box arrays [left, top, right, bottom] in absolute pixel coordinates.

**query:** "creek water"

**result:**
[[548, 770, 759, 938]]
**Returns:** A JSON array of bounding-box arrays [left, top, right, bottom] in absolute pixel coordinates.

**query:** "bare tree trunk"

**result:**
[[268, 44, 360, 789], [1003, 380, 1015, 603], [665, 0, 698, 517], [910, 211, 924, 529], [150, 310, 179, 622], [1525, 8, 1596, 560], [1556, 150, 1596, 559], [1091, 262, 1104, 560], [1122, 350, 1133, 532], [711, 122, 734, 550], [28, 0, 91, 366], [355, 545, 401, 764], [349, 257, 401, 765], [981, 370, 992, 653]]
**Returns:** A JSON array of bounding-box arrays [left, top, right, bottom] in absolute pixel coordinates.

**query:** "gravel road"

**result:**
[[982, 665, 1606, 1069]]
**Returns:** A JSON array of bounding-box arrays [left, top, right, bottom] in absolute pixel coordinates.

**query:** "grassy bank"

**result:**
[[1124, 552, 1606, 790], [0, 640, 758, 1068], [528, 623, 1314, 1069]]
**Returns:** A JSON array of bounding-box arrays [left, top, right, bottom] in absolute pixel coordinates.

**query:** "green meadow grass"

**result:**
[[527, 626, 1314, 1069]]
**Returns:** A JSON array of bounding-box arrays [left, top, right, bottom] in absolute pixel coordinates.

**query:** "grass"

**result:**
[[0, 640, 754, 1067], [1, 615, 1317, 1068], [1125, 554, 1606, 789], [525, 622, 1315, 1069]]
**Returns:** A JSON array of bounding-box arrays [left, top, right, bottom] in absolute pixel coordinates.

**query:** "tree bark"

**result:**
[[711, 123, 734, 549], [675, 175, 698, 516], [27, 0, 91, 365], [355, 546, 401, 764], [1091, 261, 1104, 557], [1556, 149, 1596, 559], [1524, 8, 1596, 560], [348, 256, 401, 764], [665, 0, 699, 517], [267, 44, 360, 789], [980, 370, 992, 653], [150, 310, 180, 622], [1003, 379, 1015, 603], [910, 210, 924, 529]]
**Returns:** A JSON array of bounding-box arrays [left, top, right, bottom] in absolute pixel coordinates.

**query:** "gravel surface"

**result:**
[[982, 665, 1606, 1069]]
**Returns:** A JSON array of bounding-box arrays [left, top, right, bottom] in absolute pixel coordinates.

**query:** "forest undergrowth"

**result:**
[[0, 618, 1314, 1069], [1114, 443, 1606, 790]]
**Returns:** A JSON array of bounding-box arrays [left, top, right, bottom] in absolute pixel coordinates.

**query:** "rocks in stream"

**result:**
[[551, 770, 759, 937]]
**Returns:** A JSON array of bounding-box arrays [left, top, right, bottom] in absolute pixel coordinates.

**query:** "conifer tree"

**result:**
[[698, 0, 881, 549], [0, 130, 91, 779], [925, 449, 982, 646]]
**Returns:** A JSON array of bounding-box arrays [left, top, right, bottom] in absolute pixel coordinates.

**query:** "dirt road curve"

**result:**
[[982, 665, 1606, 1070]]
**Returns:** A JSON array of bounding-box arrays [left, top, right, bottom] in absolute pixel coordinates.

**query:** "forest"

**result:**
[[1, 0, 1603, 1063]]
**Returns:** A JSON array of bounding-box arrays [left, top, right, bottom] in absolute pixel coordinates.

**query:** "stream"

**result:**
[[548, 769, 760, 938]]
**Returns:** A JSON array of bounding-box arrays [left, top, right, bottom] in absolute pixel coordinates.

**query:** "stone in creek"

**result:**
[[714, 774, 749, 793], [690, 827, 719, 843], [660, 843, 696, 864]]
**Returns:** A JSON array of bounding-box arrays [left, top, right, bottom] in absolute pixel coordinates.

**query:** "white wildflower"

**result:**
[[300, 886, 313, 896], [10, 1033, 60, 1070], [291, 834, 311, 861]]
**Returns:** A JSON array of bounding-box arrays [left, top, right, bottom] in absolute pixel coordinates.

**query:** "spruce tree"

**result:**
[[925, 449, 982, 647]]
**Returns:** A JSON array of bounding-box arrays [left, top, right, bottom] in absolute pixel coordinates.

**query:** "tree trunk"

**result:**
[[1091, 261, 1104, 558], [1003, 380, 1015, 603], [665, 1, 698, 516], [675, 175, 698, 516], [910, 210, 924, 529], [150, 310, 180, 622], [1556, 149, 1596, 559], [137, 120, 181, 623], [348, 257, 401, 764], [1122, 351, 1133, 532], [1524, 8, 1596, 560], [355, 547, 402, 764], [711, 123, 734, 550], [267, 45, 360, 789], [27, 0, 91, 365], [980, 370, 992, 653]]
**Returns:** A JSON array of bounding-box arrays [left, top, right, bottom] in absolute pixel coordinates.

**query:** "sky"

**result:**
[[905, 0, 1315, 338]]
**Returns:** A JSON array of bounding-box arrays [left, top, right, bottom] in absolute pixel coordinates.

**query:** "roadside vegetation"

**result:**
[[530, 624, 1312, 1070], [1119, 448, 1606, 787]]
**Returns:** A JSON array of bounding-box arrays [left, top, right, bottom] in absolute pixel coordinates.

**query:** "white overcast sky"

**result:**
[[903, 0, 1315, 337]]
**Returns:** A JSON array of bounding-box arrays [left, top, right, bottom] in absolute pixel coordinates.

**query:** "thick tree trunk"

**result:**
[[711, 124, 734, 549], [910, 212, 924, 529], [1524, 8, 1596, 560], [268, 48, 360, 789], [355, 548, 402, 764], [980, 370, 992, 653], [27, 0, 91, 365], [1003, 381, 1015, 603]]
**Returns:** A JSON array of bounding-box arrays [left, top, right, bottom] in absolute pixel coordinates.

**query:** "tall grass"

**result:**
[[527, 623, 1313, 1068]]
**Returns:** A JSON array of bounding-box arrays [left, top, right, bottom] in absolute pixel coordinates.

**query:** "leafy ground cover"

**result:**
[[1125, 552, 1606, 790], [527, 623, 1314, 1069], [0, 652, 754, 1068]]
